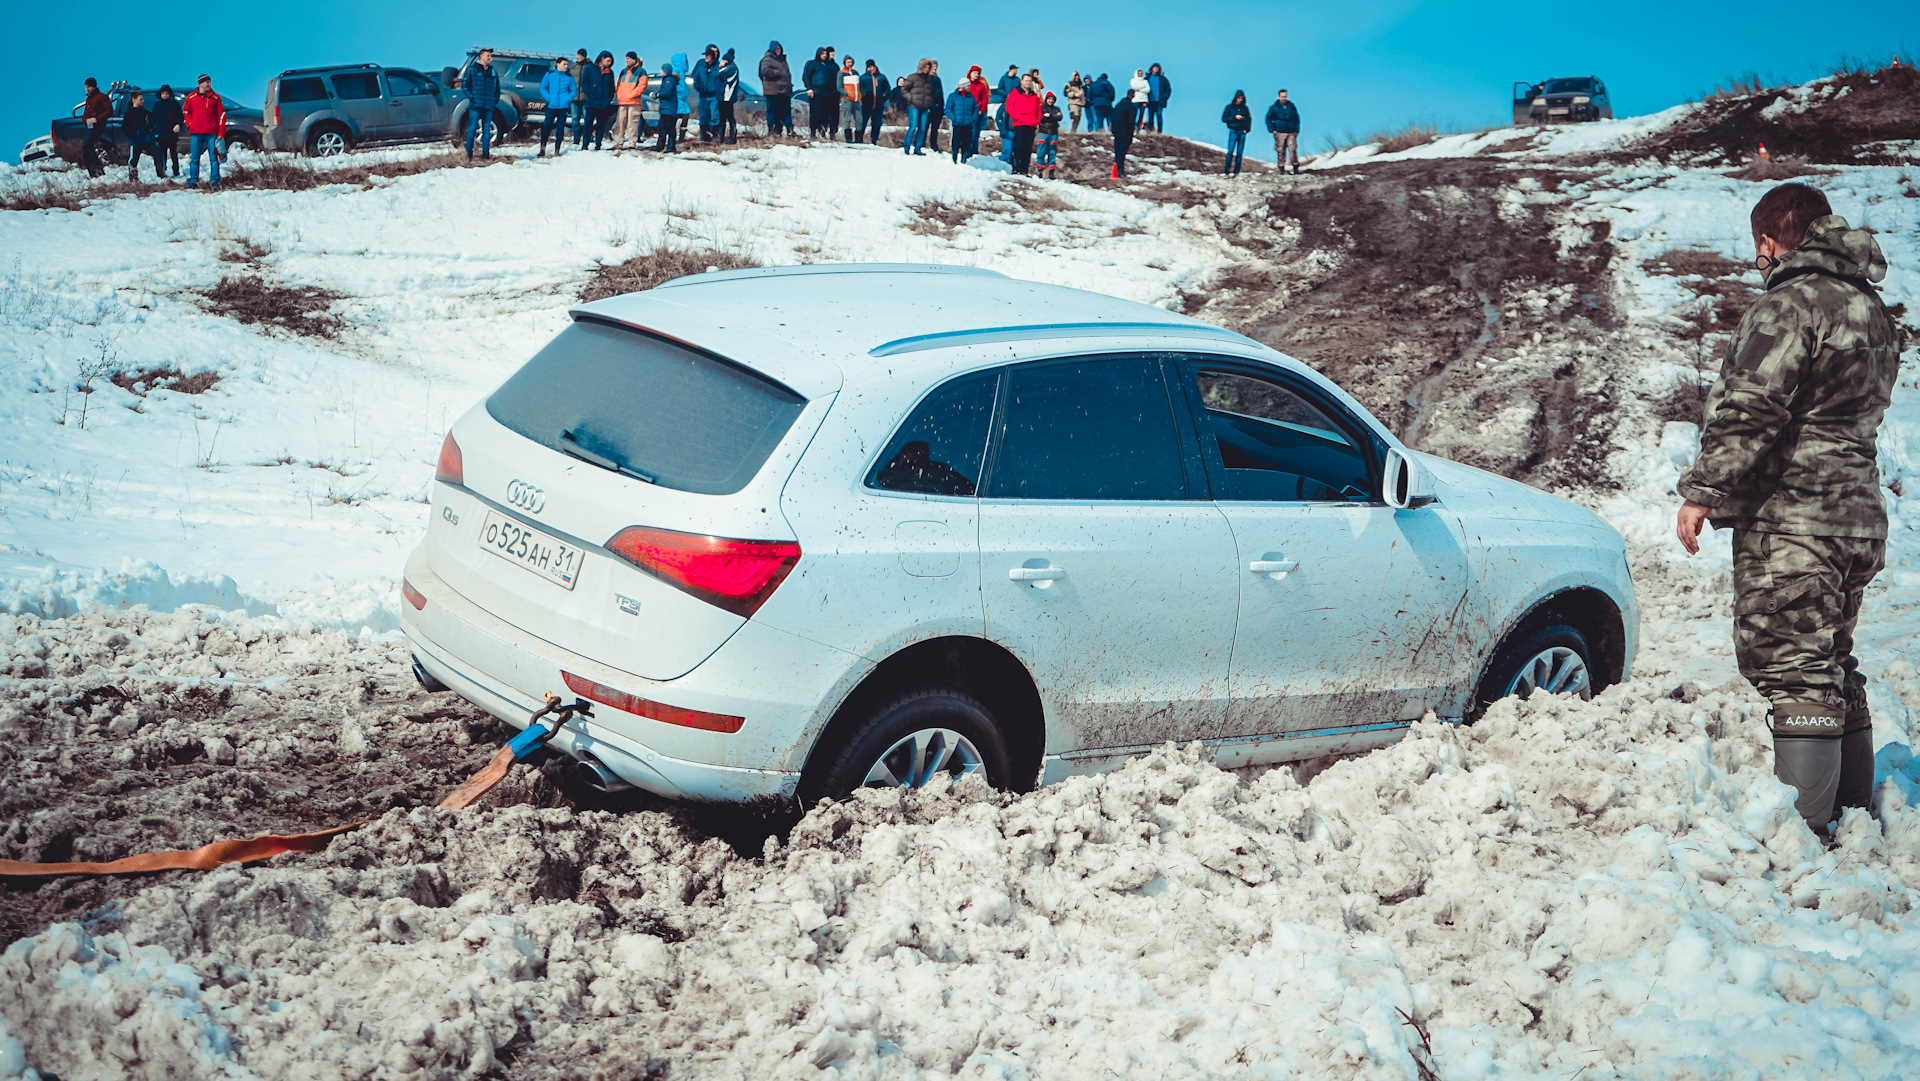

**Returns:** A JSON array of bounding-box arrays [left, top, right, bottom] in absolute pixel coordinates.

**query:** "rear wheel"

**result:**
[[1474, 623, 1594, 716], [801, 687, 1012, 804], [307, 125, 349, 157]]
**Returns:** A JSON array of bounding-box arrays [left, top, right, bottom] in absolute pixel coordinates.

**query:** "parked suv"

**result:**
[[263, 63, 516, 156], [50, 81, 263, 167], [402, 266, 1637, 805], [1514, 76, 1613, 125], [436, 48, 560, 136]]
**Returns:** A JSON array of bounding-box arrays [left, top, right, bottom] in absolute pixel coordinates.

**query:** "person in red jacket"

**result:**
[[1004, 73, 1042, 175], [180, 74, 227, 190], [79, 78, 113, 177]]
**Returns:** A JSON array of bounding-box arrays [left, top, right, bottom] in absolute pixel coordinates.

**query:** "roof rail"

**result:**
[[466, 47, 566, 61], [869, 321, 1259, 357], [654, 264, 1007, 290], [277, 63, 380, 76]]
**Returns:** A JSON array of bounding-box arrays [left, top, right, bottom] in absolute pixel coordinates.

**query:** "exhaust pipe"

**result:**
[[571, 750, 634, 793]]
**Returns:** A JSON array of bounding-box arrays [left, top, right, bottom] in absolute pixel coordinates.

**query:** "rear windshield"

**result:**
[[486, 318, 806, 496], [277, 77, 327, 104]]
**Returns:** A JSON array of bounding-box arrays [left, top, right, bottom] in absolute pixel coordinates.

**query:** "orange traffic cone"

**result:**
[[1110, 163, 1119, 179], [1758, 142, 1771, 160]]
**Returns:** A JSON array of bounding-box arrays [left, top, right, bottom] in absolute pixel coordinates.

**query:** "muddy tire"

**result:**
[[1474, 623, 1594, 717], [800, 687, 1012, 804]]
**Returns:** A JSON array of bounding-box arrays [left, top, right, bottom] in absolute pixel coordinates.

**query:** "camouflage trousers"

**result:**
[[1732, 529, 1884, 735]]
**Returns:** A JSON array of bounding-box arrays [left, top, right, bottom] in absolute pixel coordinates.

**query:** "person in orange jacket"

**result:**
[[180, 74, 227, 189], [615, 53, 649, 148]]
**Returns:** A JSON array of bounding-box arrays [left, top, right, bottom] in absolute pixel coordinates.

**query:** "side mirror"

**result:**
[[1383, 448, 1438, 510]]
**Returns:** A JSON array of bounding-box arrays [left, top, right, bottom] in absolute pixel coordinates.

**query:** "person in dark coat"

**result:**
[[802, 47, 837, 136], [580, 52, 616, 149], [901, 59, 938, 155], [1144, 63, 1171, 131], [693, 44, 724, 141], [1110, 85, 1137, 178], [653, 62, 682, 151], [1088, 73, 1115, 134], [1036, 91, 1063, 178], [151, 85, 184, 176], [860, 61, 889, 144], [80, 78, 113, 177], [945, 85, 979, 163], [1265, 89, 1300, 173], [718, 49, 743, 143], [1221, 89, 1250, 175], [760, 42, 794, 135], [926, 65, 947, 154], [460, 48, 503, 160], [124, 90, 160, 181]]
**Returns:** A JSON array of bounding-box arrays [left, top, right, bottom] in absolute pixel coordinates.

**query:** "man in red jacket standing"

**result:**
[[180, 74, 226, 190], [80, 78, 113, 177]]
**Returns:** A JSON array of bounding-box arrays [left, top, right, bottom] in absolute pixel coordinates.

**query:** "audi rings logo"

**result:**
[[506, 480, 546, 514]]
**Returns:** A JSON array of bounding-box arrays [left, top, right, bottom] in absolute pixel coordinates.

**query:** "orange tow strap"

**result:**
[[1, 695, 570, 879]]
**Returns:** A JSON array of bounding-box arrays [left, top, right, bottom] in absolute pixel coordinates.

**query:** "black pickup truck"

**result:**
[[51, 81, 264, 168]]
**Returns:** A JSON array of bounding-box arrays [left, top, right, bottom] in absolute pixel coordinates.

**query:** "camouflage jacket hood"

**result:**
[[1678, 215, 1901, 539]]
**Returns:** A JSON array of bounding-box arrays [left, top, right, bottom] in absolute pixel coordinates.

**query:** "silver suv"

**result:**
[[263, 63, 513, 156]]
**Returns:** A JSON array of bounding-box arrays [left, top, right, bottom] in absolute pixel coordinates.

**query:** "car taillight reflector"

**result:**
[[435, 432, 463, 486], [604, 526, 799, 617], [401, 579, 427, 610], [561, 671, 744, 733]]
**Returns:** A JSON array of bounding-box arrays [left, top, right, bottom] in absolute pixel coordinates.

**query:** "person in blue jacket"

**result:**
[[459, 48, 503, 160], [1265, 88, 1300, 173], [693, 44, 724, 141], [537, 57, 577, 157], [1220, 89, 1251, 175], [993, 64, 1020, 160], [718, 49, 744, 143], [1088, 73, 1115, 133], [945, 84, 980, 163], [802, 47, 838, 137], [653, 62, 682, 152], [581, 51, 616, 150], [1144, 63, 1171, 132], [860, 60, 889, 145]]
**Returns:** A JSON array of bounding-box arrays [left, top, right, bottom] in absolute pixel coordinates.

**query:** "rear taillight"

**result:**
[[562, 671, 745, 733], [435, 433, 463, 486], [271, 104, 280, 126], [401, 579, 427, 610], [604, 526, 799, 617]]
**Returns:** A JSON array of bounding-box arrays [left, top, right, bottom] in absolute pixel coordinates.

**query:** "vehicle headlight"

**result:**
[[1573, 95, 1591, 103], [1532, 97, 1546, 105]]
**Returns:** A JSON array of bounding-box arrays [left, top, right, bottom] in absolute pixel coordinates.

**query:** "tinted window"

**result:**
[[331, 73, 382, 100], [387, 70, 435, 96], [486, 319, 806, 496], [517, 63, 551, 82], [277, 77, 327, 104], [986, 358, 1186, 501], [868, 371, 998, 496], [1542, 78, 1593, 94], [1192, 369, 1371, 501]]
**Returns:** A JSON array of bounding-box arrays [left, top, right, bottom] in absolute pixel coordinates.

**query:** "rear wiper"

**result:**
[[560, 429, 656, 484]]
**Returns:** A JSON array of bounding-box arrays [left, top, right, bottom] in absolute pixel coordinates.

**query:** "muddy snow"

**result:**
[[4, 71, 1920, 1080]]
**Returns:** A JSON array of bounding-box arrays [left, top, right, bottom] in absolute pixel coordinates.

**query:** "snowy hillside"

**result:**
[[3, 74, 1920, 1080]]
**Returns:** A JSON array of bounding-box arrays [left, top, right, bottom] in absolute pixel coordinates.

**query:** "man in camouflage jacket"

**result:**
[[1676, 183, 1901, 833]]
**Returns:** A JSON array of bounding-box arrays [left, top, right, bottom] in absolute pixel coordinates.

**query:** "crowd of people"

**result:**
[[79, 45, 1305, 188]]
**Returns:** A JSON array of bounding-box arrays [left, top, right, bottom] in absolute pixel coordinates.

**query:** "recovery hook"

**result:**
[[507, 691, 588, 759]]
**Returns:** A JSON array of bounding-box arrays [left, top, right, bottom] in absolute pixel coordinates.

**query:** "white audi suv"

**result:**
[[401, 265, 1636, 804]]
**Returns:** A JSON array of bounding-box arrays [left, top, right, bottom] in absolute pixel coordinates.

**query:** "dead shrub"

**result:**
[[201, 276, 346, 339], [1644, 248, 1749, 283], [219, 237, 269, 264], [908, 200, 976, 238], [1723, 155, 1834, 181], [1007, 186, 1072, 215], [580, 246, 761, 302], [1375, 123, 1443, 154], [1, 177, 148, 212], [110, 367, 221, 396], [1704, 73, 1770, 102]]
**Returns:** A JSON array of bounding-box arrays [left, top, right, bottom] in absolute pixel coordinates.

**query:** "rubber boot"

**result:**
[[1837, 706, 1874, 814], [1774, 736, 1842, 831]]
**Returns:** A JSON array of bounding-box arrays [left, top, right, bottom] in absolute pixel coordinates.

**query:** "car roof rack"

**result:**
[[278, 64, 380, 76], [467, 47, 566, 60], [869, 321, 1259, 357], [654, 264, 1008, 290]]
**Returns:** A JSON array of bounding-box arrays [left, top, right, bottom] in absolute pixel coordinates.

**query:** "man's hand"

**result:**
[[1676, 500, 1713, 555]]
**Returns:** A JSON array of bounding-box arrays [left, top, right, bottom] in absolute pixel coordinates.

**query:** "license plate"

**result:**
[[477, 510, 584, 589]]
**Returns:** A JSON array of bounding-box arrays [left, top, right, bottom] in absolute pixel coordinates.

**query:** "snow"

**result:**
[[3, 83, 1920, 1079]]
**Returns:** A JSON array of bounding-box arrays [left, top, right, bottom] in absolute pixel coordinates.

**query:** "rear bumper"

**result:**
[[401, 551, 866, 804]]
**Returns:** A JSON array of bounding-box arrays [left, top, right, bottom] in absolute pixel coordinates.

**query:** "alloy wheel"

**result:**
[[861, 727, 985, 789], [313, 130, 346, 156], [1503, 646, 1592, 699]]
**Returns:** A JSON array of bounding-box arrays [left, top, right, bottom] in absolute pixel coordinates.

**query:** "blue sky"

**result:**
[[12, 1, 1917, 163]]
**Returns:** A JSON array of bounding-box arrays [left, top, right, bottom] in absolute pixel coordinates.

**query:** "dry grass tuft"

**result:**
[[110, 367, 222, 396], [908, 200, 977, 238], [201, 276, 346, 339], [580, 246, 761, 302], [1644, 248, 1748, 281], [1007, 185, 1072, 215], [1723, 155, 1834, 181]]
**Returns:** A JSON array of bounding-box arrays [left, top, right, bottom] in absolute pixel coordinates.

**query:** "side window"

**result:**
[[331, 73, 383, 101], [985, 358, 1187, 501], [1188, 367, 1372, 502], [387, 70, 435, 96], [277, 77, 328, 104], [868, 370, 998, 497]]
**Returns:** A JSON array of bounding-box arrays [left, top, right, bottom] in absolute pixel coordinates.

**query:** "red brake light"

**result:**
[[604, 526, 799, 617], [435, 433, 463, 486], [562, 671, 744, 733], [401, 578, 427, 610]]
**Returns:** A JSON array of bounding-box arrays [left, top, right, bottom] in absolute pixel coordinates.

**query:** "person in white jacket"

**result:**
[[1129, 70, 1151, 129]]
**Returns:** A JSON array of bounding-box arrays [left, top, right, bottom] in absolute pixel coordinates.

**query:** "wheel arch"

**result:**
[[802, 635, 1046, 794], [1481, 585, 1627, 695]]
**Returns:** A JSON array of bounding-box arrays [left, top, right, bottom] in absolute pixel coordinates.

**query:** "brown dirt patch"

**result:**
[[201, 276, 347, 339], [109, 367, 221, 396], [580, 247, 760, 302], [1626, 63, 1920, 165]]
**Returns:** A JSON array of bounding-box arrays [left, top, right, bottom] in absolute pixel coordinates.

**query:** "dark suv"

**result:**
[[1513, 76, 1613, 125], [50, 81, 263, 167], [436, 49, 560, 136], [263, 63, 517, 156]]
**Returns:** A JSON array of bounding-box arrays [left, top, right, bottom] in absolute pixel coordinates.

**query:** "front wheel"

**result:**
[[1474, 623, 1594, 717], [800, 687, 1013, 804]]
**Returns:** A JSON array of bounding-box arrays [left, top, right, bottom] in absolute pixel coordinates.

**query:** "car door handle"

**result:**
[[1249, 559, 1298, 575], [1009, 567, 1067, 582]]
